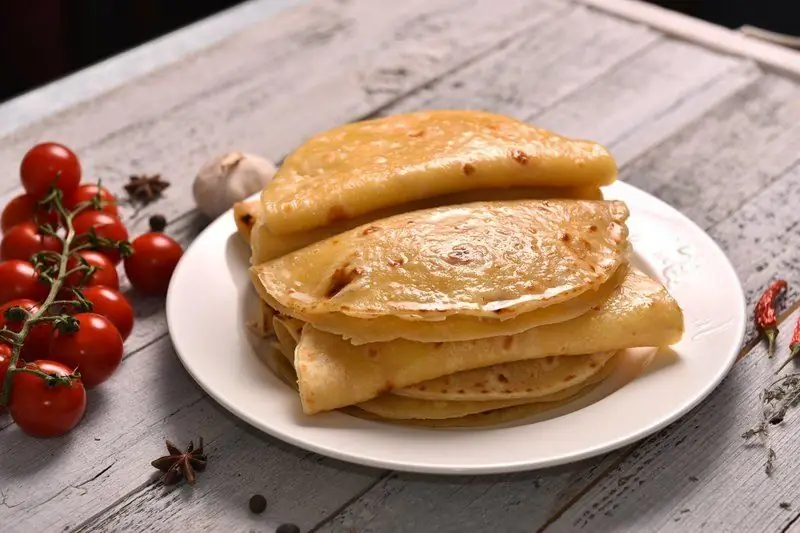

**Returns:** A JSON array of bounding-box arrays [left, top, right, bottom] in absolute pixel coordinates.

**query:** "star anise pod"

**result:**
[[125, 174, 170, 205], [151, 438, 207, 486]]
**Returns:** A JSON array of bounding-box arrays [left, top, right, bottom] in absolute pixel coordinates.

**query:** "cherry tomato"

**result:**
[[80, 286, 134, 340], [0, 221, 62, 261], [0, 344, 11, 411], [65, 250, 119, 290], [0, 260, 49, 305], [20, 143, 81, 199], [63, 184, 118, 217], [51, 313, 123, 388], [73, 211, 129, 265], [1, 194, 60, 232], [9, 359, 86, 437], [124, 233, 183, 295], [0, 299, 52, 360]]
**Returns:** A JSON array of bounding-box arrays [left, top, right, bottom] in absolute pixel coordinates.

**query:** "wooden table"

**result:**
[[2, 0, 800, 531]]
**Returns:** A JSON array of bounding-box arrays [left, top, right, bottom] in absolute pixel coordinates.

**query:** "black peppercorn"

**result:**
[[149, 214, 167, 232], [249, 494, 267, 514], [275, 524, 300, 533]]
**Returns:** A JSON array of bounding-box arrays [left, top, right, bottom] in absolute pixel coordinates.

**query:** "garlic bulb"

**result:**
[[192, 151, 277, 218]]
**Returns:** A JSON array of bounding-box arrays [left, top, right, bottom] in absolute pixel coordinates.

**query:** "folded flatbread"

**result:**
[[259, 110, 617, 236], [292, 269, 682, 414], [350, 357, 619, 425], [272, 315, 620, 420], [248, 185, 603, 263], [251, 199, 629, 321], [272, 264, 628, 344]]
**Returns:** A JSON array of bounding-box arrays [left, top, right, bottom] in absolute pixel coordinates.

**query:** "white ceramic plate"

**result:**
[[166, 182, 745, 474]]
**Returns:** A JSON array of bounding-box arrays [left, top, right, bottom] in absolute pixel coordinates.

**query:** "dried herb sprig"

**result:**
[[742, 370, 800, 473]]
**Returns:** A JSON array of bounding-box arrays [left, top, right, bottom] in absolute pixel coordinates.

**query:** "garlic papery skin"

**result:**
[[192, 151, 277, 218]]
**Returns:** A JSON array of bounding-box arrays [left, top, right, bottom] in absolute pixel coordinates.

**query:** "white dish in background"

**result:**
[[166, 181, 745, 474]]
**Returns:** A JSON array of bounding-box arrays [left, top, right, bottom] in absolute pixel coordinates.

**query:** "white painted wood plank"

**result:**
[[0, 336, 379, 533], [607, 62, 761, 167], [382, 7, 661, 118], [620, 73, 800, 233], [542, 308, 800, 533], [579, 0, 800, 78], [532, 39, 741, 150], [0, 0, 305, 137], [710, 162, 800, 341], [318, 455, 626, 533]]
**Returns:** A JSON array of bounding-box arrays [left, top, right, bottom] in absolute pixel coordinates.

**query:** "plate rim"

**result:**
[[166, 181, 746, 474]]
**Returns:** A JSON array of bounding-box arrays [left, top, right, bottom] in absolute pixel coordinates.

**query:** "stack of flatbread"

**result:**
[[234, 110, 684, 427]]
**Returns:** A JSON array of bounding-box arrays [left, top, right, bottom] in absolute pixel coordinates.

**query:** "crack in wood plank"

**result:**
[[780, 509, 800, 533]]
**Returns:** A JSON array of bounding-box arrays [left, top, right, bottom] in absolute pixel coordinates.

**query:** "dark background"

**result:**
[[1, 0, 800, 104]]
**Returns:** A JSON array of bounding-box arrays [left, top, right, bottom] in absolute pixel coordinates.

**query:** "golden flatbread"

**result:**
[[271, 316, 619, 421], [293, 269, 682, 414], [260, 110, 617, 235], [395, 351, 616, 401], [350, 357, 618, 425], [248, 186, 603, 263], [270, 264, 627, 344], [251, 199, 629, 320]]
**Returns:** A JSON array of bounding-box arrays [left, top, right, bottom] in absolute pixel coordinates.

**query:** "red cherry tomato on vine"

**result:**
[[20, 143, 81, 199], [1, 194, 60, 232], [9, 359, 86, 437], [80, 286, 134, 340], [63, 184, 118, 217], [0, 260, 49, 305], [73, 211, 129, 265], [0, 344, 11, 411], [124, 233, 183, 295], [51, 313, 123, 388], [0, 299, 52, 360], [0, 221, 62, 261], [65, 250, 119, 290]]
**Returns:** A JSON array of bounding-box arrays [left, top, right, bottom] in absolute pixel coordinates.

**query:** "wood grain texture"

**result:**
[[542, 307, 800, 533], [621, 73, 800, 232], [318, 455, 627, 533], [382, 6, 661, 118], [531, 39, 741, 151], [0, 334, 379, 533], [710, 161, 800, 341]]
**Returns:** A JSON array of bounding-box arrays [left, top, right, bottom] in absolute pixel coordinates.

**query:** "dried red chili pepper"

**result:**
[[776, 314, 800, 373], [755, 279, 787, 357]]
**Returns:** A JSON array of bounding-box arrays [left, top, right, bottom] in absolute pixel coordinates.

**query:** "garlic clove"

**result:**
[[193, 151, 277, 218]]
